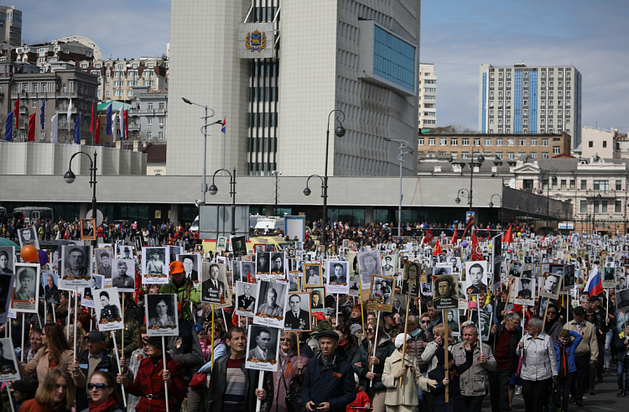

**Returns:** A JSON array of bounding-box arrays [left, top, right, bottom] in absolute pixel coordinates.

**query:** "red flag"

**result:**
[[451, 228, 458, 245], [90, 102, 95, 134], [471, 230, 484, 261], [433, 241, 443, 255], [502, 224, 514, 244], [422, 229, 434, 244], [94, 116, 101, 144], [14, 97, 19, 128], [27, 113, 35, 141], [125, 110, 129, 139]]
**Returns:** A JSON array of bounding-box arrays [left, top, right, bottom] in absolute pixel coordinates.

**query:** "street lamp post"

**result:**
[[64, 150, 98, 246], [384, 138, 413, 241], [593, 193, 602, 234], [304, 110, 345, 255], [181, 97, 222, 205], [208, 168, 237, 236], [451, 145, 485, 223], [489, 194, 503, 226], [538, 167, 557, 235], [272, 171, 282, 217]]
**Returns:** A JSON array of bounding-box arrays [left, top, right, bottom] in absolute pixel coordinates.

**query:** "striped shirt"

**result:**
[[224, 358, 246, 412]]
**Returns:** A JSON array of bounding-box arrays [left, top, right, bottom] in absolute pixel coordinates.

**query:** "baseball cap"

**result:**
[[85, 330, 106, 342], [170, 261, 184, 275]]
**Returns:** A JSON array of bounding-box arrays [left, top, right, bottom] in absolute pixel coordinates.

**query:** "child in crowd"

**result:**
[[428, 345, 473, 412], [554, 328, 582, 411], [347, 373, 371, 412]]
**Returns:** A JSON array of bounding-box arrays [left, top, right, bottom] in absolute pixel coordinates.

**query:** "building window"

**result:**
[[147, 131, 152, 139], [496, 138, 503, 146], [570, 180, 575, 190], [602, 200, 608, 213], [507, 138, 515, 146], [553, 146, 560, 154], [484, 138, 492, 146], [462, 138, 469, 146], [418, 138, 424, 145], [158, 131, 164, 139], [593, 180, 609, 193], [541, 152, 549, 158], [159, 102, 165, 109], [541, 138, 549, 146], [616, 180, 622, 191], [473, 138, 481, 146], [450, 138, 458, 145], [461, 152, 469, 159], [495, 152, 503, 159], [519, 138, 526, 146], [603, 141, 607, 148], [579, 200, 587, 213], [529, 152, 537, 159], [507, 152, 515, 160], [147, 118, 153, 125], [561, 179, 567, 190], [594, 201, 599, 213], [581, 180, 587, 190], [530, 138, 537, 146], [428, 138, 435, 146], [616, 200, 622, 214], [439, 138, 447, 146]]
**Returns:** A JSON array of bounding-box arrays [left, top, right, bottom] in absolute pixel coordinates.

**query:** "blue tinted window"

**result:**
[[373, 26, 415, 92]]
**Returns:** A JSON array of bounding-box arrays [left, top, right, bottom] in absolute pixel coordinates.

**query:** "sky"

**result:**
[[19, 0, 629, 132]]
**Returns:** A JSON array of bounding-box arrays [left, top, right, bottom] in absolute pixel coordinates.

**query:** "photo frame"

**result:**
[[469, 310, 493, 341], [111, 259, 135, 292], [177, 253, 201, 286], [310, 287, 325, 313], [95, 248, 114, 281], [513, 277, 536, 306], [216, 236, 228, 252], [303, 263, 322, 288], [0, 274, 13, 323], [602, 265, 616, 289], [17, 227, 39, 250], [59, 245, 92, 289], [253, 280, 288, 329], [464, 261, 488, 296], [93, 287, 123, 332], [445, 309, 461, 337], [141, 247, 169, 284], [0, 338, 20, 382], [284, 292, 312, 332], [367, 274, 396, 312], [116, 245, 135, 259], [201, 262, 230, 305], [42, 272, 60, 304], [432, 275, 458, 310], [0, 247, 15, 275], [358, 250, 382, 289], [326, 261, 349, 294], [80, 218, 96, 241], [256, 251, 270, 274], [245, 325, 280, 372], [402, 261, 420, 297], [539, 272, 562, 300], [235, 281, 258, 317], [231, 235, 247, 257], [145, 293, 179, 337]]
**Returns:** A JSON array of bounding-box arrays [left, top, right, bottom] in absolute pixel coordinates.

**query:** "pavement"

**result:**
[[508, 372, 629, 412]]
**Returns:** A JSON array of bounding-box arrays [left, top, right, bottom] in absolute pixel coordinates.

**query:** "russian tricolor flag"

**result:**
[[584, 264, 603, 296], [221, 117, 226, 134]]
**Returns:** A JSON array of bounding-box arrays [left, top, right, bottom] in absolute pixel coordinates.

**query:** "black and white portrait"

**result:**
[[602, 266, 616, 289], [95, 248, 114, 280], [177, 253, 201, 285], [256, 251, 270, 274], [563, 264, 575, 290], [514, 277, 536, 306], [358, 251, 382, 289], [235, 281, 258, 317], [288, 271, 299, 292], [17, 227, 39, 250], [0, 274, 13, 323], [304, 263, 322, 288], [202, 262, 229, 304], [0, 338, 19, 382], [432, 275, 458, 310], [112, 259, 135, 292], [168, 246, 183, 268], [42, 272, 60, 304], [539, 272, 562, 300], [94, 288, 123, 332], [433, 265, 452, 277], [117, 245, 134, 260], [310, 287, 325, 313], [469, 310, 493, 341], [284, 292, 312, 332], [231, 235, 247, 257], [12, 264, 39, 313], [0, 247, 14, 275], [232, 260, 242, 284], [270, 252, 286, 276], [382, 255, 395, 275], [446, 309, 460, 337], [142, 247, 169, 284], [253, 280, 288, 329], [465, 261, 488, 296], [60, 245, 92, 289], [216, 236, 228, 252], [508, 261, 523, 278], [241, 261, 256, 283], [245, 325, 281, 372], [326, 261, 349, 294], [616, 288, 629, 311], [80, 218, 96, 241], [402, 261, 420, 297], [145, 293, 179, 337], [368, 275, 396, 312]]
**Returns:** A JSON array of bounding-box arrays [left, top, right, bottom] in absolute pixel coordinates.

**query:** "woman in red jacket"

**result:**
[[116, 335, 186, 412]]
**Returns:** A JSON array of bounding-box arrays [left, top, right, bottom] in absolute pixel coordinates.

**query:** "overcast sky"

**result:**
[[20, 0, 629, 132]]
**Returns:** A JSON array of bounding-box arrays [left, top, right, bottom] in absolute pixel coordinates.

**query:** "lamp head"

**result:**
[[334, 124, 346, 138], [493, 156, 503, 166], [489, 202, 494, 208], [64, 169, 76, 184], [478, 153, 485, 163], [455, 197, 461, 204], [303, 187, 312, 196], [208, 183, 218, 196], [181, 97, 192, 105]]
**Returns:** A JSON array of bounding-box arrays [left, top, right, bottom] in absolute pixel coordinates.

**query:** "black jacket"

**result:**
[[206, 354, 273, 412], [302, 351, 356, 412], [489, 323, 522, 376]]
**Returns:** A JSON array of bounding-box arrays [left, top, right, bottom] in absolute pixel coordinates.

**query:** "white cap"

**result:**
[[394, 333, 410, 349]]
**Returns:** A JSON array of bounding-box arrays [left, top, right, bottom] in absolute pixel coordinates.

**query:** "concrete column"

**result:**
[[365, 207, 374, 224], [170, 204, 180, 224]]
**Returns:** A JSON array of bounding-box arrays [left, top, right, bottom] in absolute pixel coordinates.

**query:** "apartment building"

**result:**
[[419, 63, 436, 130]]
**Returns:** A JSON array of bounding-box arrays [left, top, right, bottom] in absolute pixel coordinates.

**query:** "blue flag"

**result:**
[[74, 114, 81, 144], [105, 103, 112, 135], [4, 112, 13, 141], [40, 100, 46, 129]]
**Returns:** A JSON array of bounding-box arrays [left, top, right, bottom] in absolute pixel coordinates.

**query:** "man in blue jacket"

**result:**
[[302, 329, 356, 412], [555, 328, 582, 412]]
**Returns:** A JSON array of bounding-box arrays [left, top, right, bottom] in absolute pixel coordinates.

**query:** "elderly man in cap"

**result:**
[[564, 306, 598, 407], [160, 260, 200, 323], [68, 330, 117, 411], [302, 329, 355, 412]]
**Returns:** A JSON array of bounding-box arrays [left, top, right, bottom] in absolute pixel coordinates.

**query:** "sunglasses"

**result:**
[[367, 329, 375, 332], [547, 311, 556, 315], [88, 383, 110, 391], [280, 338, 291, 342], [421, 321, 431, 324]]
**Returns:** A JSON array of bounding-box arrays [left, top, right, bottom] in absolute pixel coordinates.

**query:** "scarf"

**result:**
[[88, 395, 118, 412], [559, 344, 568, 378]]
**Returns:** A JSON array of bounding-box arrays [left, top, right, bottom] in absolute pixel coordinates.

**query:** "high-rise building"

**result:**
[[418, 63, 436, 130], [168, 0, 420, 177], [478, 64, 582, 151], [0, 5, 21, 46]]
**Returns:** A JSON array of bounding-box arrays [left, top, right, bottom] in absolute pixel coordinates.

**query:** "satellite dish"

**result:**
[[86, 209, 104, 226]]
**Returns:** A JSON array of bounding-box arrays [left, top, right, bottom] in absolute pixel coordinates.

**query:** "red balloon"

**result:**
[[20, 245, 38, 262]]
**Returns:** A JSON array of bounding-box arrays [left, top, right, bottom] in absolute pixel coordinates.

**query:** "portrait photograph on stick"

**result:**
[[0, 247, 15, 275], [253, 280, 288, 329], [235, 281, 258, 317], [0, 338, 19, 382], [80, 218, 96, 241], [111, 259, 135, 292], [59, 245, 92, 288], [358, 250, 382, 289], [326, 260, 349, 294], [201, 262, 230, 305], [0, 274, 13, 323], [145, 293, 179, 337], [432, 275, 458, 310], [284, 292, 312, 332], [310, 287, 325, 313], [231, 235, 247, 257], [469, 310, 493, 342], [368, 274, 396, 312], [12, 264, 39, 313], [465, 261, 488, 296], [539, 272, 562, 300], [42, 272, 60, 305], [17, 227, 39, 250], [514, 277, 536, 306], [256, 251, 270, 274], [116, 245, 134, 259], [177, 253, 201, 285], [402, 261, 420, 297], [303, 263, 322, 288], [245, 325, 280, 372], [142, 247, 169, 284], [94, 248, 114, 281], [93, 287, 123, 332]]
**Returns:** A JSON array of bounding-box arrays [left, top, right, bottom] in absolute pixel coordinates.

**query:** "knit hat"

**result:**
[[142, 336, 163, 349]]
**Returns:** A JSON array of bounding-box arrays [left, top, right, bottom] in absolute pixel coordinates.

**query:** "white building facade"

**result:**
[[418, 63, 436, 130], [167, 0, 420, 177]]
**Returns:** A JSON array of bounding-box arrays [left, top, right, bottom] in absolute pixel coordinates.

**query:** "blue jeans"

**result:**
[[617, 354, 629, 392], [604, 329, 612, 369]]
